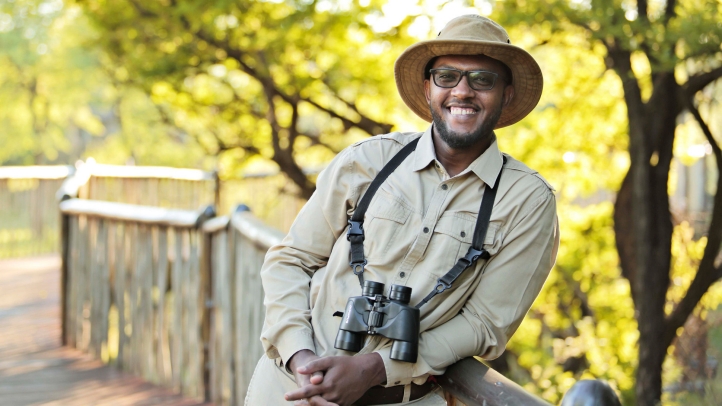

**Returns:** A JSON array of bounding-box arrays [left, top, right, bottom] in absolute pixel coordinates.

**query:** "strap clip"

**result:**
[[350, 260, 367, 275], [434, 280, 452, 294], [460, 247, 484, 267], [347, 220, 364, 241]]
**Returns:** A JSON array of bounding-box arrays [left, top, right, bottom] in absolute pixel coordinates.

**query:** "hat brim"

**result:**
[[395, 40, 543, 128]]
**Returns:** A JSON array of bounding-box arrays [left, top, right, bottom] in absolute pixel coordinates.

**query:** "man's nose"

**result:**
[[450, 75, 475, 98]]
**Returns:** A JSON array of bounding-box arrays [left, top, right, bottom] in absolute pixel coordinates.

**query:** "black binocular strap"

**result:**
[[415, 158, 504, 309], [347, 137, 420, 287], [347, 136, 505, 308]]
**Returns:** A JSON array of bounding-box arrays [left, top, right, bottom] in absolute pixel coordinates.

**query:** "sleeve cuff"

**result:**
[[270, 330, 316, 367], [374, 346, 418, 387]]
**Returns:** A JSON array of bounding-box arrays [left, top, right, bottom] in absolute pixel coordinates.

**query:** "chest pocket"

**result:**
[[362, 191, 413, 263], [423, 213, 501, 280]]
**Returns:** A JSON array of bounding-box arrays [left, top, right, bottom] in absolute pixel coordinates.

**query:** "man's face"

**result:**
[[424, 54, 515, 150]]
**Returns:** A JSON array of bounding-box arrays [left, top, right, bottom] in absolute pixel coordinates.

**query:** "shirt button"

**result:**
[[441, 184, 448, 190], [399, 272, 406, 278], [423, 227, 429, 233], [460, 231, 466, 237]]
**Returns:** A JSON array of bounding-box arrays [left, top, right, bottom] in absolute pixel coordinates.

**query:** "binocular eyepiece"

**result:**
[[334, 280, 420, 363]]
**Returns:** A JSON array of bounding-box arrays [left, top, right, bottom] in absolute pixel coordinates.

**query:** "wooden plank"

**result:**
[[116, 224, 129, 369], [130, 223, 141, 376], [140, 224, 155, 382], [186, 231, 202, 398], [60, 212, 70, 346], [171, 229, 185, 391], [156, 227, 170, 385], [437, 358, 551, 406], [235, 229, 267, 401], [66, 216, 79, 347], [60, 199, 205, 228], [0, 256, 210, 406]]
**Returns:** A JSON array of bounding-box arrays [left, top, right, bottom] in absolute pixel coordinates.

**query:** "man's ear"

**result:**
[[424, 80, 431, 104], [502, 84, 515, 108]]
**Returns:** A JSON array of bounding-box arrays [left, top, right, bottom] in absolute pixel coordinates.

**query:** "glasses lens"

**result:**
[[432, 69, 462, 87], [467, 71, 497, 90]]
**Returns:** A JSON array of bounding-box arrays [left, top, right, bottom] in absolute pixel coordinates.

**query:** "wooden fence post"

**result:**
[[198, 205, 217, 402], [60, 205, 70, 346]]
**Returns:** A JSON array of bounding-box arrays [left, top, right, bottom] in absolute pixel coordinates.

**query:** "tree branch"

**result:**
[[637, 0, 649, 21], [684, 66, 722, 98], [664, 98, 722, 348], [665, 0, 677, 21]]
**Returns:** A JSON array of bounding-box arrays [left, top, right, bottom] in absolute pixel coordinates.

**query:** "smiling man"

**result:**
[[246, 15, 559, 406]]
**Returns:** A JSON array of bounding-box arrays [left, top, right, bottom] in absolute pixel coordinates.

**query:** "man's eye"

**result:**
[[470, 73, 494, 86]]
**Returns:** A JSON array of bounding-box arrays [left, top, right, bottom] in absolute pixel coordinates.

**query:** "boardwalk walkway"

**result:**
[[0, 255, 209, 406]]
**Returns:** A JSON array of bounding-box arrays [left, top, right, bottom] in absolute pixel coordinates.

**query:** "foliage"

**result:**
[[491, 0, 722, 404], [73, 0, 440, 197], [3, 0, 722, 404], [0, 0, 104, 164]]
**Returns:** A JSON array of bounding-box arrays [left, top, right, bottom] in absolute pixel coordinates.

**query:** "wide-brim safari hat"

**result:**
[[395, 15, 543, 128]]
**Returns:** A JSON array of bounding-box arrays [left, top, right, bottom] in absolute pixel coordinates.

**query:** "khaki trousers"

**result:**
[[244, 356, 447, 406]]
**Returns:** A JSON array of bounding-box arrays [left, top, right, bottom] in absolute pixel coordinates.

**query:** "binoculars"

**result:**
[[334, 280, 420, 363]]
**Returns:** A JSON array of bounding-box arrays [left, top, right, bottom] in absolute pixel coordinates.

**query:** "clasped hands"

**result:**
[[284, 349, 387, 406]]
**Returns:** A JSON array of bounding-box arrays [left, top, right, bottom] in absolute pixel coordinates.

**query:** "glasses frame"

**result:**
[[429, 68, 500, 91]]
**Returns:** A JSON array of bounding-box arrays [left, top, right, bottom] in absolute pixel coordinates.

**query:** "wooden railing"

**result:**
[[59, 198, 215, 398], [69, 160, 219, 210], [59, 198, 564, 405], [0, 165, 72, 258], [202, 205, 284, 405]]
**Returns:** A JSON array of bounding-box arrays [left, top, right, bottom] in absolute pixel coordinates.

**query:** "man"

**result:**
[[246, 14, 558, 406]]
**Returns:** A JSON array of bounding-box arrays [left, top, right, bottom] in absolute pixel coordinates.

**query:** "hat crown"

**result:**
[[437, 15, 510, 44]]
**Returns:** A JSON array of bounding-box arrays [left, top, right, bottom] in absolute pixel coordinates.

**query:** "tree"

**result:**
[[494, 0, 722, 404], [74, 0, 431, 199], [0, 0, 107, 164]]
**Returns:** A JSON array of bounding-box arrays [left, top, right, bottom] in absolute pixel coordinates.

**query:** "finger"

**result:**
[[285, 384, 325, 401], [309, 371, 324, 385], [307, 395, 337, 406], [297, 357, 334, 374]]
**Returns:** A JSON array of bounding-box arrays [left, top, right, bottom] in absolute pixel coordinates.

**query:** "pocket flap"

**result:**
[[367, 192, 412, 224]]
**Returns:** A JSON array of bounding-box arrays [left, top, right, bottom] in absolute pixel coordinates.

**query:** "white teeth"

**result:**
[[450, 107, 477, 115]]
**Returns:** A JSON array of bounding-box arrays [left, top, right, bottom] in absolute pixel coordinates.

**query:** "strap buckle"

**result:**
[[347, 220, 364, 241], [460, 247, 484, 267]]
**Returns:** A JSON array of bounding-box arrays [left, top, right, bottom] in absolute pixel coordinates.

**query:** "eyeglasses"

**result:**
[[429, 68, 499, 91]]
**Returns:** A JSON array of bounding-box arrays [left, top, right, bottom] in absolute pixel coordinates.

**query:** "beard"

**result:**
[[429, 101, 503, 150]]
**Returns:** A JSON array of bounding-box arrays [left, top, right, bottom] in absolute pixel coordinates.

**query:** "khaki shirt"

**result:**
[[260, 126, 559, 387]]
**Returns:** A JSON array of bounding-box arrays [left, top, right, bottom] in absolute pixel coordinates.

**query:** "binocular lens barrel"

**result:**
[[362, 280, 385, 296], [389, 285, 412, 304], [335, 330, 365, 353], [390, 340, 418, 363]]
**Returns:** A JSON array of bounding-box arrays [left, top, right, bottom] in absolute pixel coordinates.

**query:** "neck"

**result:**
[[432, 126, 494, 177]]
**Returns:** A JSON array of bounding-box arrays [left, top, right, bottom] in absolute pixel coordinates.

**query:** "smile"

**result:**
[[449, 106, 478, 115]]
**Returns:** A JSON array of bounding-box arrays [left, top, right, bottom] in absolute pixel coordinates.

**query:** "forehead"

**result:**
[[432, 54, 507, 73]]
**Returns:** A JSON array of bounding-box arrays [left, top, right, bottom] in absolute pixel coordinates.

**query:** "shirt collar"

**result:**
[[412, 125, 504, 188]]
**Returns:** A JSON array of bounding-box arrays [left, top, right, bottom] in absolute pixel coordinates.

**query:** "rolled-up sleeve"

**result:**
[[376, 183, 559, 386], [259, 148, 357, 363]]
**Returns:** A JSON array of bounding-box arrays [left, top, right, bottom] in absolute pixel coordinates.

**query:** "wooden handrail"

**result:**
[[438, 357, 551, 405], [59, 198, 213, 228], [230, 210, 284, 249], [84, 162, 215, 181], [0, 165, 73, 179]]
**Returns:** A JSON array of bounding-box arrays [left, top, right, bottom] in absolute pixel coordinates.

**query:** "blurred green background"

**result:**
[[1, 0, 721, 404]]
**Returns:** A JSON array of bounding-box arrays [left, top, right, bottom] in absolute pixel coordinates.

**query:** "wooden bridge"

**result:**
[[1, 163, 593, 406], [0, 255, 208, 405]]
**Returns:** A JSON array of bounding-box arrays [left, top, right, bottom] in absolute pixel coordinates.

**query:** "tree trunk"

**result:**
[[613, 69, 680, 405]]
